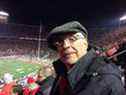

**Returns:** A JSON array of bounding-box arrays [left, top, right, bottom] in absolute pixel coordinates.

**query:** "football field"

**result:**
[[0, 58, 41, 79]]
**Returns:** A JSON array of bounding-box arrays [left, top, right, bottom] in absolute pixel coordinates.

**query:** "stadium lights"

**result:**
[[118, 14, 126, 30], [0, 11, 9, 23], [120, 15, 126, 21], [0, 11, 9, 16]]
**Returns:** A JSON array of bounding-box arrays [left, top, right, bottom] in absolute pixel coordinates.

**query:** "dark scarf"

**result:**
[[50, 49, 97, 95]]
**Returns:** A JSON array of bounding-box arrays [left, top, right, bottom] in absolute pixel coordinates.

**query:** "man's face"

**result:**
[[53, 32, 88, 65]]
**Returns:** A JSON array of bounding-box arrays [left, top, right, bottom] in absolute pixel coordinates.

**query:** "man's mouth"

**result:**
[[63, 52, 76, 57]]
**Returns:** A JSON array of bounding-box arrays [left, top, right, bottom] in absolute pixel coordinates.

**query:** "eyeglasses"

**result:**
[[53, 32, 85, 47]]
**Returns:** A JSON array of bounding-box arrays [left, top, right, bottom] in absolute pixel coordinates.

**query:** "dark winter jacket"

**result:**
[[50, 49, 126, 95]]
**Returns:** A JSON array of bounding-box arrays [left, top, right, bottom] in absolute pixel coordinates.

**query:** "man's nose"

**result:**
[[62, 39, 71, 48]]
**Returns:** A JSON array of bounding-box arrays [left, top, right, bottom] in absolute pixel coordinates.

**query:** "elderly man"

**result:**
[[46, 21, 125, 95]]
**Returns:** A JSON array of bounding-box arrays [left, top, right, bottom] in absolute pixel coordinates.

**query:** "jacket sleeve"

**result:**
[[109, 75, 126, 95]]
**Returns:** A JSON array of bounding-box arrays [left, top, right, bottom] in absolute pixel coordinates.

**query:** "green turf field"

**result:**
[[0, 58, 41, 79]]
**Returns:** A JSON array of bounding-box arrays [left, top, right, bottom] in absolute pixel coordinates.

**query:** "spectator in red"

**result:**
[[23, 77, 40, 95]]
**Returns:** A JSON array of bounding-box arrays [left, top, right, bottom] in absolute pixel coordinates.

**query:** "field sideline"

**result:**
[[0, 58, 41, 79]]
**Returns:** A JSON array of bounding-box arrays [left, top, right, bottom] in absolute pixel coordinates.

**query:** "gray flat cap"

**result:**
[[47, 21, 88, 50]]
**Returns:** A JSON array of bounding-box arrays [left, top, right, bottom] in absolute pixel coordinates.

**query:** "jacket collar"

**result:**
[[67, 49, 97, 89], [53, 49, 97, 89]]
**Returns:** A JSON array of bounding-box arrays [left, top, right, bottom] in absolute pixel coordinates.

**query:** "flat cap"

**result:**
[[47, 21, 88, 50]]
